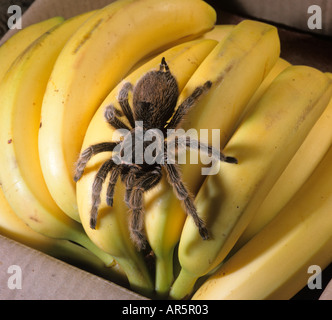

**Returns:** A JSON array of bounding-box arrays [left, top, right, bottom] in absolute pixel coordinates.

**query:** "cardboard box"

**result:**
[[209, 0, 332, 37], [0, 235, 145, 299], [0, 0, 331, 300]]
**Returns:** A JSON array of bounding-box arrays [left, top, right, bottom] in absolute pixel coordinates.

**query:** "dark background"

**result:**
[[1, 0, 331, 72], [0, 0, 331, 300]]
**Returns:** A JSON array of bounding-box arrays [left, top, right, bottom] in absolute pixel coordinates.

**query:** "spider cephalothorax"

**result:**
[[74, 57, 237, 250]]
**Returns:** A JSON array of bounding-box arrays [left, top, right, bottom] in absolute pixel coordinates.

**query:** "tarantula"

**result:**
[[74, 57, 237, 250]]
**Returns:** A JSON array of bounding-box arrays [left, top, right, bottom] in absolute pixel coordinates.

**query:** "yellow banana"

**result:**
[[0, 186, 126, 285], [143, 19, 280, 296], [131, 24, 234, 75], [169, 66, 332, 299], [179, 20, 280, 194], [76, 38, 218, 297], [199, 24, 234, 42], [195, 57, 290, 267], [0, 16, 64, 81], [193, 143, 332, 300], [38, 0, 217, 222], [241, 57, 291, 121], [0, 12, 116, 268], [233, 82, 332, 252]]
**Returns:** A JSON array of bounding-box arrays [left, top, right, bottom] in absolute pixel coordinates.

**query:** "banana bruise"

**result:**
[[38, 0, 217, 222], [169, 66, 332, 299], [193, 140, 332, 300], [0, 12, 116, 268]]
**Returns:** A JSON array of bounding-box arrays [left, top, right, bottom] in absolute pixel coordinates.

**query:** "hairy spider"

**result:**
[[74, 57, 237, 250]]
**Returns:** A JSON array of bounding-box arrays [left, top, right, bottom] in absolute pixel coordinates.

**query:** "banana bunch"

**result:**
[[169, 65, 332, 299], [0, 10, 126, 279], [0, 0, 331, 300], [193, 137, 332, 300], [232, 74, 332, 253], [0, 0, 217, 296], [38, 0, 217, 223]]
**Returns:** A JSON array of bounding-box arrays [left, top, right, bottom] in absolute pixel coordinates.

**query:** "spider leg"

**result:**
[[74, 142, 120, 182], [164, 163, 209, 240], [123, 166, 138, 207], [104, 104, 131, 131], [129, 185, 146, 250], [105, 165, 122, 207], [90, 159, 115, 229], [118, 82, 135, 128], [128, 167, 162, 250], [183, 136, 238, 164], [166, 81, 212, 130]]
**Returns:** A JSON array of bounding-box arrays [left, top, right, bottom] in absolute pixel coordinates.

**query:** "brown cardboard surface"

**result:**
[[319, 279, 332, 300], [0, 235, 146, 300]]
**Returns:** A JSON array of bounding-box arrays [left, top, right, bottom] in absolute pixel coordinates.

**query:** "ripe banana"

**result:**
[[76, 38, 218, 297], [143, 19, 280, 296], [240, 57, 291, 122], [38, 0, 217, 222], [132, 24, 234, 74], [0, 186, 126, 284], [199, 24, 234, 42], [233, 82, 332, 252], [193, 142, 332, 300], [169, 65, 332, 299], [0, 11, 116, 269], [179, 20, 280, 193], [0, 16, 64, 81]]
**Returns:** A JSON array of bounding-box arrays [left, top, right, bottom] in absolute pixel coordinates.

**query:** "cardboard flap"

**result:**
[[0, 235, 146, 300]]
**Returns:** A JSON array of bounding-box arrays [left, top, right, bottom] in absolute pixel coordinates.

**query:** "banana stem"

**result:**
[[169, 269, 198, 300], [70, 230, 115, 267], [116, 255, 154, 298], [155, 251, 174, 298], [51, 240, 128, 285]]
